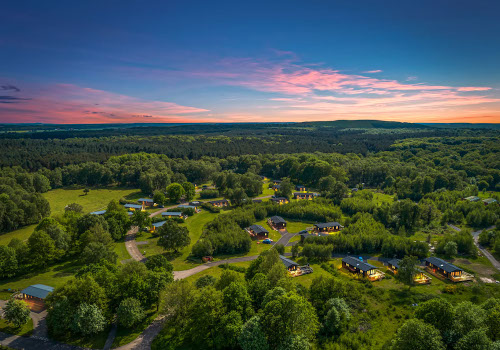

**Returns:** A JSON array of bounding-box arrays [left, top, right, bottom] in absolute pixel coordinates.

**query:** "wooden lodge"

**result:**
[[387, 259, 431, 284], [424, 257, 473, 282], [295, 185, 306, 192], [247, 224, 269, 238], [90, 210, 106, 215], [150, 220, 166, 233], [268, 216, 287, 230], [272, 184, 280, 191], [269, 197, 289, 205], [293, 192, 315, 200], [279, 255, 313, 277], [138, 198, 155, 207], [464, 196, 481, 202], [208, 199, 229, 207], [19, 284, 54, 310], [272, 180, 282, 185], [189, 201, 202, 207], [342, 256, 384, 281], [162, 211, 187, 219], [125, 203, 144, 211], [483, 198, 498, 205], [313, 222, 343, 233], [252, 199, 262, 203], [178, 204, 200, 212]]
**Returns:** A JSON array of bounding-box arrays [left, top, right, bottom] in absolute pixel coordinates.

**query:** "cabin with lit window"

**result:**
[[424, 257, 472, 282], [272, 184, 280, 191], [313, 222, 343, 233], [138, 198, 155, 207], [295, 185, 306, 192], [269, 197, 289, 205], [294, 192, 315, 200], [162, 211, 187, 219], [125, 203, 144, 211], [208, 199, 229, 207], [19, 284, 54, 310], [272, 180, 282, 185], [90, 210, 106, 215], [150, 220, 166, 233], [247, 224, 269, 238], [342, 256, 384, 281], [268, 216, 287, 230], [387, 259, 431, 284], [280, 255, 299, 272]]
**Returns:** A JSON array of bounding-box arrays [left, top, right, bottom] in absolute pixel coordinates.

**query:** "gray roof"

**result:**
[[178, 205, 196, 209], [90, 210, 106, 215], [209, 199, 229, 204], [294, 192, 314, 196], [20, 284, 54, 299], [314, 222, 342, 229], [342, 256, 377, 272], [249, 225, 269, 235], [279, 255, 298, 268], [152, 221, 166, 228], [162, 212, 183, 216], [425, 257, 462, 273], [387, 259, 400, 269], [270, 216, 286, 224], [483, 198, 497, 204], [125, 204, 143, 209], [270, 197, 287, 202], [138, 198, 154, 203]]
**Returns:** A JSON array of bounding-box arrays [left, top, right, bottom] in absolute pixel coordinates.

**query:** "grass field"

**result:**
[[285, 221, 314, 233], [0, 318, 34, 337]]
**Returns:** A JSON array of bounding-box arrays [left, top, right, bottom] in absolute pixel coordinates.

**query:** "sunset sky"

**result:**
[[1, 1, 500, 124]]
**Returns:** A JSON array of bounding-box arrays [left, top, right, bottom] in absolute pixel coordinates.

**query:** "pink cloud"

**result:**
[[362, 70, 383, 73]]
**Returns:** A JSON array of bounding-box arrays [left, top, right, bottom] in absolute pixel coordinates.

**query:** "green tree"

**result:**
[[2, 299, 30, 328], [182, 182, 196, 201], [277, 335, 311, 350], [453, 301, 486, 336], [214, 310, 243, 350], [276, 178, 293, 199], [223, 282, 254, 321], [395, 255, 419, 288], [227, 187, 248, 206], [117, 298, 145, 328], [131, 210, 151, 229], [444, 241, 458, 257], [248, 273, 270, 308], [239, 316, 269, 350], [166, 183, 185, 203], [83, 188, 90, 196], [46, 297, 73, 336], [145, 255, 173, 273], [216, 269, 244, 290], [0, 245, 18, 278], [323, 298, 351, 336], [484, 302, 500, 341], [186, 287, 224, 347], [71, 303, 105, 335], [153, 190, 165, 206], [65, 203, 83, 213], [274, 244, 285, 255], [191, 239, 213, 257], [391, 319, 445, 350], [291, 243, 300, 258], [195, 275, 217, 289], [455, 328, 491, 350], [157, 220, 190, 252], [28, 230, 56, 266], [415, 298, 455, 334]]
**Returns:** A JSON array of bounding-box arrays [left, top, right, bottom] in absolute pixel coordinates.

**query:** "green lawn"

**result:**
[[0, 318, 34, 337], [372, 192, 395, 205], [114, 241, 132, 263], [0, 225, 36, 246], [0, 261, 79, 300], [53, 326, 111, 349], [285, 221, 314, 233]]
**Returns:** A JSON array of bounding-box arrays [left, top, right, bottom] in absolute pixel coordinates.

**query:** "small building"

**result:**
[[208, 199, 229, 207], [280, 255, 299, 272], [272, 184, 281, 191], [247, 224, 269, 238], [150, 220, 166, 233], [269, 197, 289, 205], [252, 199, 262, 203], [295, 185, 306, 192], [424, 257, 472, 282], [272, 180, 282, 185], [162, 211, 187, 219], [342, 256, 384, 281], [269, 216, 287, 230], [189, 201, 202, 206], [20, 284, 54, 310], [127, 211, 133, 216], [387, 259, 431, 284], [178, 204, 200, 213], [464, 196, 481, 202], [125, 203, 144, 211], [483, 198, 498, 205], [351, 188, 359, 193], [138, 198, 155, 206], [293, 192, 315, 200], [313, 222, 343, 233], [90, 210, 106, 215]]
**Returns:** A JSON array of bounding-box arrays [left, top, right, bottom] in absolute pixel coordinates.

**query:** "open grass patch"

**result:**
[[53, 326, 111, 349], [0, 318, 34, 337]]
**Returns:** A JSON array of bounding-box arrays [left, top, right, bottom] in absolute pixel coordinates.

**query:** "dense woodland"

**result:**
[[1, 122, 500, 350]]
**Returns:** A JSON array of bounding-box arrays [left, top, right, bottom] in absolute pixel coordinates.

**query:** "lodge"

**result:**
[[178, 204, 200, 212], [272, 180, 282, 185], [351, 188, 359, 193], [150, 220, 166, 233], [293, 192, 315, 200], [295, 185, 306, 192], [90, 210, 106, 215], [138, 198, 155, 206], [189, 201, 202, 206], [464, 196, 481, 202], [19, 284, 54, 310], [313, 222, 343, 233], [483, 198, 498, 205], [252, 199, 262, 203], [387, 259, 431, 284], [280, 255, 298, 272], [247, 224, 269, 238], [269, 197, 289, 205], [208, 199, 229, 207], [272, 184, 280, 191], [268, 216, 286, 230], [125, 203, 144, 211], [162, 211, 187, 219], [424, 257, 473, 282], [342, 256, 384, 281]]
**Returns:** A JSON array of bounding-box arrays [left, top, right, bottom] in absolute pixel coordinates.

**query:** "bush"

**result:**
[[117, 298, 145, 328], [200, 189, 219, 199]]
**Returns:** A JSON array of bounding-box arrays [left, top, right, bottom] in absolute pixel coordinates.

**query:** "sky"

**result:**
[[1, 0, 500, 124]]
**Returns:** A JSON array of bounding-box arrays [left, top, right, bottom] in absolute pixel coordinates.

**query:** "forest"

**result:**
[[0, 121, 499, 350]]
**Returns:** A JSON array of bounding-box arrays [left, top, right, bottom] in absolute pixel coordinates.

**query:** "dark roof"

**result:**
[[425, 257, 462, 273], [252, 199, 262, 203], [178, 205, 196, 209], [272, 185, 281, 189], [162, 212, 183, 216], [296, 185, 305, 188], [90, 210, 106, 215], [249, 225, 269, 235], [342, 256, 377, 272], [314, 222, 342, 229], [387, 259, 400, 269], [138, 198, 154, 203], [152, 221, 166, 228], [273, 180, 282, 183], [294, 192, 314, 196], [125, 204, 143, 209], [270, 216, 286, 224], [209, 199, 229, 204], [189, 201, 202, 205], [270, 197, 287, 202], [20, 284, 54, 299], [280, 255, 298, 268]]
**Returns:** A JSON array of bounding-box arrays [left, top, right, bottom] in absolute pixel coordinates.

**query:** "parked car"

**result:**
[[262, 238, 273, 244]]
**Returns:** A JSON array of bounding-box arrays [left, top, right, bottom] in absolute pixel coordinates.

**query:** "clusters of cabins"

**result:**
[[464, 196, 498, 205]]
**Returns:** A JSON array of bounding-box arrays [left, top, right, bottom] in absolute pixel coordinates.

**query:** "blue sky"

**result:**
[[1, 0, 499, 123]]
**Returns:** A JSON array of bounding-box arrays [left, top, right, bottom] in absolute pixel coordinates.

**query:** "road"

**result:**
[[448, 223, 499, 272]]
